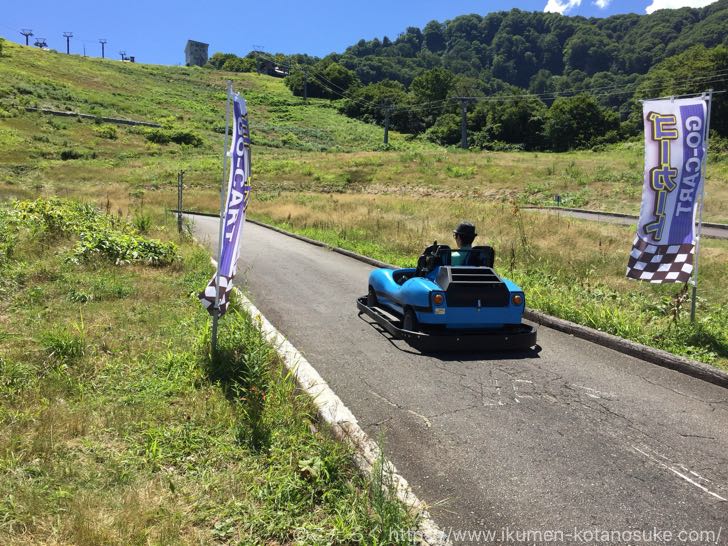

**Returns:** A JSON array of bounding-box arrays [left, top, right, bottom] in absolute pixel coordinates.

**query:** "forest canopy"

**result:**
[[209, 1, 728, 150]]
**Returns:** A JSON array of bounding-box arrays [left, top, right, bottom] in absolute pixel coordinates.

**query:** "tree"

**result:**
[[285, 61, 360, 100], [423, 20, 446, 53], [469, 94, 547, 149], [544, 93, 619, 151], [425, 113, 461, 145], [341, 80, 415, 132], [221, 57, 256, 72], [207, 52, 238, 69], [564, 31, 617, 75], [410, 67, 455, 104], [529, 69, 555, 97], [630, 45, 728, 137]]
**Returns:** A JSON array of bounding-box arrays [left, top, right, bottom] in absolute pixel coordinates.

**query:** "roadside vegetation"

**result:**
[[0, 198, 414, 544]]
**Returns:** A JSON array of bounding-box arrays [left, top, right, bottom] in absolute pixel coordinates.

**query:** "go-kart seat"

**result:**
[[414, 244, 452, 277], [465, 246, 495, 267]]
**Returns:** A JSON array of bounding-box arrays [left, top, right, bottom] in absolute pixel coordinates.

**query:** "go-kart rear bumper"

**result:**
[[357, 297, 537, 353]]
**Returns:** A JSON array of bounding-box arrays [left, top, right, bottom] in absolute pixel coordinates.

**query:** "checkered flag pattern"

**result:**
[[199, 275, 232, 317], [626, 236, 694, 283]]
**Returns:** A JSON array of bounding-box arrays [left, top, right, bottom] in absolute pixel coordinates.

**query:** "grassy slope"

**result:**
[[2, 41, 727, 221], [0, 41, 726, 368]]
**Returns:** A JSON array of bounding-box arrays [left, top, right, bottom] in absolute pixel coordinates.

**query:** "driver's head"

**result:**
[[453, 222, 477, 247]]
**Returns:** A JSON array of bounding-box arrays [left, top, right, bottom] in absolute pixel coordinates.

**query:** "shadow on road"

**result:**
[[361, 315, 542, 361]]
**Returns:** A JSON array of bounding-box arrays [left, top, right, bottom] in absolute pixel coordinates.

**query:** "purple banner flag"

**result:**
[[199, 91, 251, 316], [626, 97, 709, 283]]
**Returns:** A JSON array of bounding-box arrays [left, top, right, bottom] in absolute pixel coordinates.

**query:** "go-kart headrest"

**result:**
[[465, 246, 495, 268]]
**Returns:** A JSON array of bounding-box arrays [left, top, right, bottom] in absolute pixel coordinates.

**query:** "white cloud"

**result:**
[[544, 0, 582, 14], [594, 0, 612, 8], [645, 0, 719, 14]]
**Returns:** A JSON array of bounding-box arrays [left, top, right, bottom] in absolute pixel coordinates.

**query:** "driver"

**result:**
[[451, 222, 477, 266]]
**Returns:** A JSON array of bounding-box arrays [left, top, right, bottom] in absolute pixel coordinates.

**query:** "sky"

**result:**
[[0, 0, 720, 66]]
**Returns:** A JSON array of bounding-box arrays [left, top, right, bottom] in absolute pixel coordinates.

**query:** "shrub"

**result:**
[[71, 229, 178, 266], [60, 149, 83, 160], [145, 128, 202, 147], [14, 198, 179, 266], [93, 124, 118, 140], [169, 129, 202, 146]]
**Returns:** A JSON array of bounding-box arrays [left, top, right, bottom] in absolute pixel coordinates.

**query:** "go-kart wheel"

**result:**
[[367, 286, 378, 307], [403, 308, 418, 331]]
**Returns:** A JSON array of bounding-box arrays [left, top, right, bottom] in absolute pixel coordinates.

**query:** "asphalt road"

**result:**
[[524, 208, 728, 239], [189, 215, 728, 545]]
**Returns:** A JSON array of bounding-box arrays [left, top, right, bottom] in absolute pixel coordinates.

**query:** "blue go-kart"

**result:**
[[357, 243, 537, 352]]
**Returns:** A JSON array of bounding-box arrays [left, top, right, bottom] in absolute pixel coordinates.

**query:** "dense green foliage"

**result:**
[[285, 61, 359, 99], [211, 1, 728, 150], [13, 198, 179, 266]]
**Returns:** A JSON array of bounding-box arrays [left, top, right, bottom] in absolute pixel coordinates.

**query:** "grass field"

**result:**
[[1, 42, 726, 366], [2, 41, 728, 221], [0, 198, 414, 544]]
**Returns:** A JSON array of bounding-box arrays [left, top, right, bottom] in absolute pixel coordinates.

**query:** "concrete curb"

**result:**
[[184, 212, 728, 391], [523, 206, 728, 230], [202, 252, 449, 545], [236, 293, 450, 546]]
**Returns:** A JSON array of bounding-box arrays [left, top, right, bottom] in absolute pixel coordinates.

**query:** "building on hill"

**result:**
[[185, 40, 209, 67]]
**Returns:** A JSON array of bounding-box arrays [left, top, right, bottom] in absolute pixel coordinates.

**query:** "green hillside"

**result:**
[[2, 40, 727, 222], [217, 2, 728, 150], [0, 40, 418, 212]]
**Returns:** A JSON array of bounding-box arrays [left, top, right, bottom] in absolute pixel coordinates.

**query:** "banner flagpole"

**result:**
[[212, 80, 233, 354], [690, 88, 713, 323]]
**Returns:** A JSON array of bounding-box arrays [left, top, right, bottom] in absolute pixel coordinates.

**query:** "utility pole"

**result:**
[[63, 32, 73, 54], [20, 29, 33, 46], [177, 171, 185, 234], [303, 69, 308, 102], [383, 104, 393, 145], [99, 39, 107, 59], [456, 97, 474, 149], [34, 37, 47, 49], [119, 50, 126, 61]]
